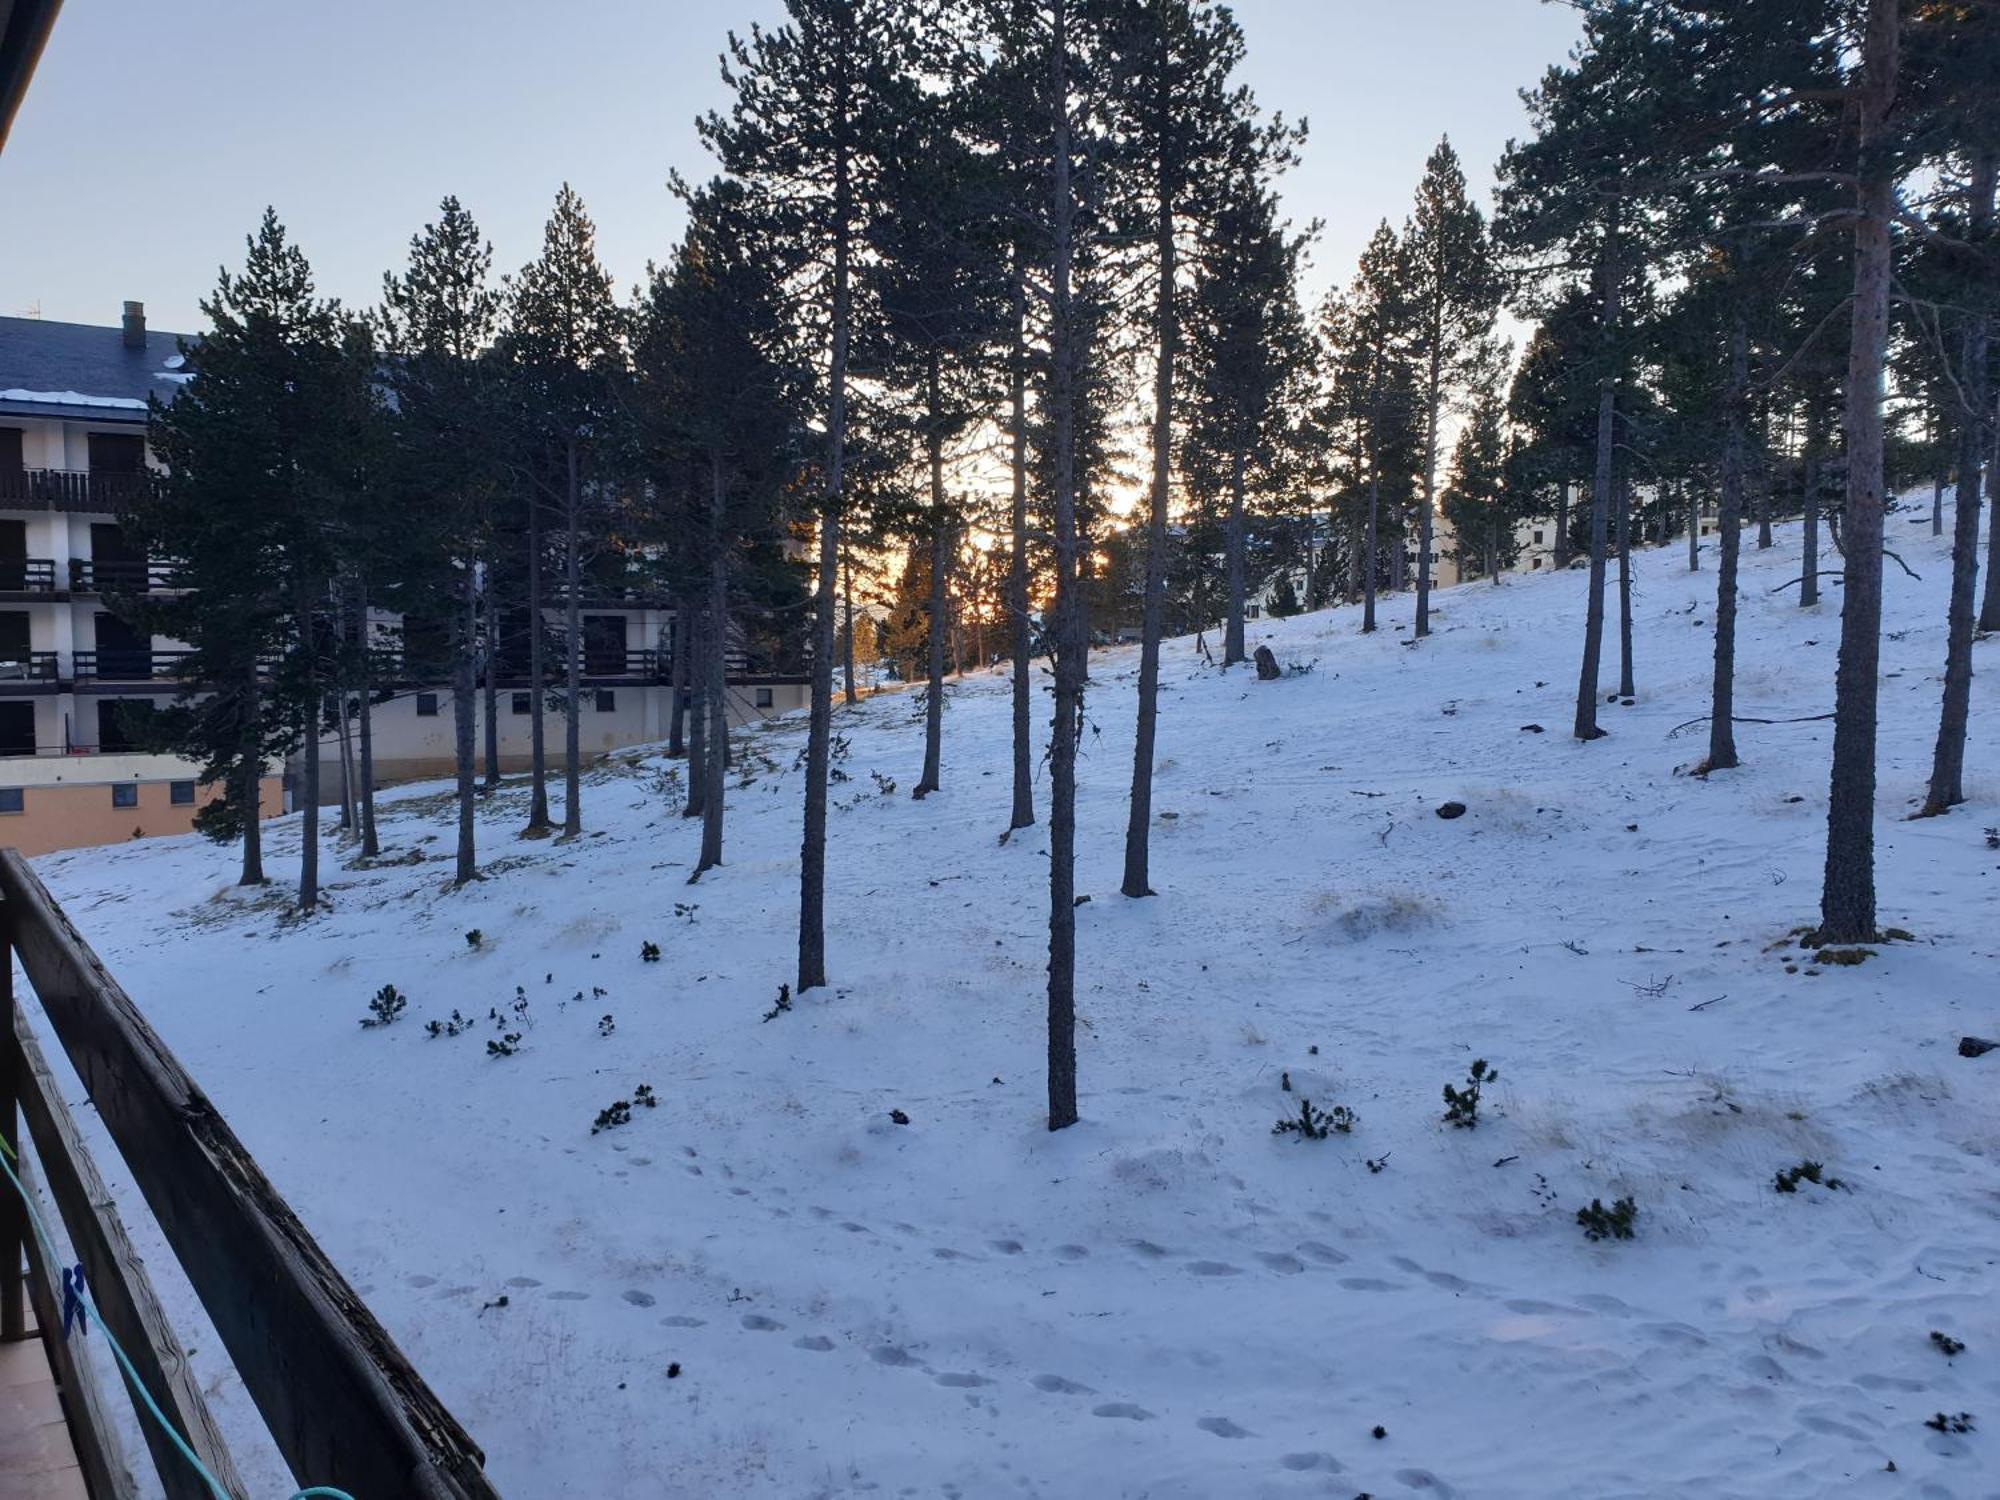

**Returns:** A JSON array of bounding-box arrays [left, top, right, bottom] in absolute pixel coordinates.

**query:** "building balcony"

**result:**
[[0, 467, 150, 513], [0, 651, 60, 693], [0, 558, 57, 593], [71, 648, 191, 684], [69, 558, 182, 593]]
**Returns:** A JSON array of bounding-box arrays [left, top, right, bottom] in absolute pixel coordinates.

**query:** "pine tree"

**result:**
[[1440, 346, 1515, 583], [379, 195, 503, 885], [506, 185, 624, 842], [1400, 137, 1501, 638]]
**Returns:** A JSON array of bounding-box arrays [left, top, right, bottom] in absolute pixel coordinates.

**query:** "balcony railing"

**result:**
[[0, 559, 56, 592], [0, 652, 58, 684], [71, 648, 191, 682], [69, 558, 182, 593], [0, 468, 150, 512]]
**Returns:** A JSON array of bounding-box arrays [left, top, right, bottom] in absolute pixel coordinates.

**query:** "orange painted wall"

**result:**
[[0, 776, 284, 858]]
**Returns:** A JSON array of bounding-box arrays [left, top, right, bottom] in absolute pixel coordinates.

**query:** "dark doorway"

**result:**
[[93, 612, 150, 678], [0, 521, 27, 591], [0, 702, 34, 757], [583, 614, 628, 675]]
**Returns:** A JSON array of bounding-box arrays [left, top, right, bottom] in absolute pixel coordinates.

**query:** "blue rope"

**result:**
[[0, 1133, 357, 1500]]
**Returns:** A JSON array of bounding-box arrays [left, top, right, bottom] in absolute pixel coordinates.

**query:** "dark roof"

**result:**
[[0, 314, 197, 425]]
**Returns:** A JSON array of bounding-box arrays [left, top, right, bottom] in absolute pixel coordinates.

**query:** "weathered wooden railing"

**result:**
[[0, 849, 500, 1499]]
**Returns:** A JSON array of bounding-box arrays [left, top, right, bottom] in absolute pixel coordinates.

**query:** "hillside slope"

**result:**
[[34, 515, 1999, 1499]]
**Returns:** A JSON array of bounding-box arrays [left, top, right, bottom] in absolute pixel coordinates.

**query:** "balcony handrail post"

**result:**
[[0, 903, 24, 1342]]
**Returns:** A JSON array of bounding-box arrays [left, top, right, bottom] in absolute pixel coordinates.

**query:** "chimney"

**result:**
[[122, 300, 146, 350]]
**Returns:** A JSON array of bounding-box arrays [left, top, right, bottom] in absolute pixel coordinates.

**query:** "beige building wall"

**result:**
[[0, 753, 282, 858]]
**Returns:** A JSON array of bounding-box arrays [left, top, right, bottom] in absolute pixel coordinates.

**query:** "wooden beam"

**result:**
[[0, 853, 499, 1499], [1, 930, 25, 1344], [12, 1153, 134, 1500], [13, 1008, 245, 1500]]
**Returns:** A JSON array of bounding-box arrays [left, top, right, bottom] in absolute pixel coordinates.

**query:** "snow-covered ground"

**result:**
[[29, 513, 2000, 1499]]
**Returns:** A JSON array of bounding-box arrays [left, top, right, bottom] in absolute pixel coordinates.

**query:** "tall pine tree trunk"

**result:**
[[1686, 483, 1700, 572], [453, 563, 478, 885], [1046, 0, 1082, 1130], [1008, 260, 1035, 832], [481, 568, 500, 792], [334, 699, 355, 833], [1819, 0, 1898, 942], [1363, 448, 1381, 633], [683, 610, 707, 821], [916, 353, 948, 799], [798, 46, 853, 996], [1801, 434, 1822, 608], [1920, 150, 1994, 817], [354, 584, 378, 858], [296, 581, 320, 912], [1417, 343, 1442, 637], [1615, 463, 1634, 699], [562, 440, 583, 839], [668, 597, 689, 758], [1706, 317, 1750, 774], [525, 491, 551, 834], [841, 539, 859, 705], [1572, 226, 1620, 743], [696, 456, 728, 875], [1224, 448, 1248, 664], [239, 667, 264, 885], [1122, 42, 1176, 903]]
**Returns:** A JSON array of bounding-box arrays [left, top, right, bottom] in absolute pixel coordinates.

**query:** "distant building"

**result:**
[[0, 305, 806, 855]]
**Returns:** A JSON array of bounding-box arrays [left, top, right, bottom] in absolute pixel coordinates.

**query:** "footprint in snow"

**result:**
[[406, 1274, 439, 1289], [989, 1238, 1025, 1256], [1092, 1403, 1155, 1421], [1279, 1453, 1342, 1473], [1054, 1244, 1089, 1261], [1186, 1260, 1242, 1277], [931, 1247, 978, 1261], [1196, 1417, 1251, 1439], [505, 1276, 542, 1289], [660, 1315, 705, 1328], [1253, 1252, 1305, 1275], [1395, 1469, 1456, 1496], [1031, 1374, 1094, 1395], [740, 1313, 785, 1332], [621, 1290, 656, 1307], [869, 1345, 921, 1368], [839, 1221, 872, 1234], [936, 1372, 992, 1388], [1338, 1277, 1403, 1293], [793, 1335, 835, 1352], [1128, 1239, 1173, 1260], [1296, 1241, 1349, 1265], [548, 1290, 590, 1302]]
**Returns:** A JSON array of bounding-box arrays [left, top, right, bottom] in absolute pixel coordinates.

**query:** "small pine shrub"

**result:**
[[1930, 1330, 1965, 1357], [673, 903, 699, 923], [1774, 1159, 1844, 1193], [598, 1014, 616, 1037], [425, 1009, 471, 1039], [763, 983, 792, 1023], [464, 929, 484, 950], [633, 1084, 657, 1109], [592, 1099, 632, 1134], [640, 941, 661, 963], [1924, 1411, 1974, 1434], [1576, 1196, 1637, 1242], [871, 771, 896, 796], [1272, 1099, 1358, 1140], [487, 1032, 522, 1058], [1442, 1059, 1496, 1129], [360, 984, 407, 1029]]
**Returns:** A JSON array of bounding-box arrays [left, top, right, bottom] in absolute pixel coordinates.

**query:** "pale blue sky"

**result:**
[[0, 1, 1580, 335]]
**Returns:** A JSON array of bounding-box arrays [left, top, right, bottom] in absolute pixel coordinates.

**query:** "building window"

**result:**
[[112, 783, 138, 809], [1533, 529, 1544, 544], [595, 689, 616, 712], [754, 687, 774, 709], [1532, 558, 1543, 570], [0, 788, 21, 814], [170, 780, 195, 806], [415, 692, 440, 717], [511, 691, 532, 715]]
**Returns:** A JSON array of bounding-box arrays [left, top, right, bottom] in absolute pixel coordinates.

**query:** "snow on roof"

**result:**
[[0, 387, 150, 410]]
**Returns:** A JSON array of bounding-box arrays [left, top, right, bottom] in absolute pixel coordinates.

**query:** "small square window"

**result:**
[[169, 780, 195, 806], [595, 689, 616, 712], [511, 691, 532, 716], [0, 788, 21, 814], [1533, 530, 1544, 543], [754, 687, 774, 709], [112, 783, 138, 808], [415, 692, 440, 717]]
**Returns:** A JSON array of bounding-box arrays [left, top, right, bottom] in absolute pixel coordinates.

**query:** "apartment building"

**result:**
[[1, 305, 809, 853]]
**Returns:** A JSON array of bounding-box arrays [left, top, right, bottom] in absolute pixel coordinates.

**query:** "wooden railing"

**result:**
[[0, 850, 500, 1498], [69, 649, 192, 683], [69, 560, 183, 594], [0, 558, 56, 592], [0, 470, 150, 513]]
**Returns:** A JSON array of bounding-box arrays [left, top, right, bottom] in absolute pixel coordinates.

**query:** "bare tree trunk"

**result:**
[[1554, 483, 1572, 570], [1686, 482, 1700, 572], [1224, 448, 1248, 664], [798, 35, 854, 996], [841, 539, 859, 705], [343, 577, 378, 856], [1363, 463, 1381, 633], [1819, 0, 1898, 943], [334, 696, 355, 833], [1122, 32, 1175, 903], [1920, 150, 1994, 817], [296, 581, 321, 912], [916, 353, 949, 799], [561, 440, 583, 839], [1573, 225, 1620, 743], [524, 490, 551, 834], [1933, 471, 1945, 537], [1616, 463, 1634, 699], [683, 610, 707, 821], [1046, 0, 1081, 1130], [453, 563, 478, 885], [1417, 343, 1442, 637], [481, 568, 500, 793], [1706, 318, 1749, 774], [696, 456, 728, 875], [239, 668, 264, 885], [1008, 264, 1035, 833], [668, 598, 689, 758], [1801, 444, 1822, 608], [1756, 467, 1773, 549]]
